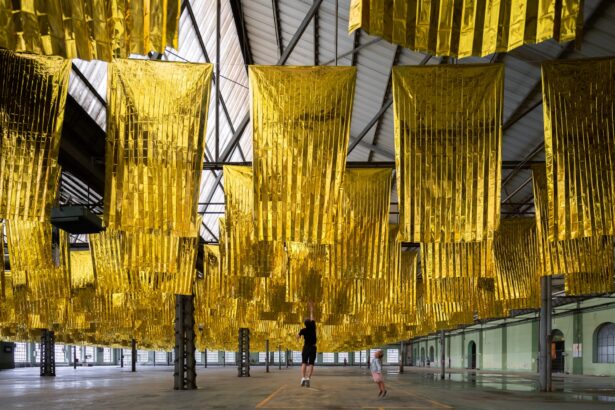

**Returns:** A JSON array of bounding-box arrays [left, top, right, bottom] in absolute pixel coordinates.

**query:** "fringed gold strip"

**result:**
[[394, 64, 502, 243], [250, 66, 356, 244], [349, 0, 582, 58]]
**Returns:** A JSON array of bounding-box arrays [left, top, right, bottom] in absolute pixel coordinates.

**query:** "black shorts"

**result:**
[[301, 345, 317, 365]]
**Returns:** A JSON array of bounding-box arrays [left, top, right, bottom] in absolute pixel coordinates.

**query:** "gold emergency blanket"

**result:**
[[224, 166, 285, 278], [493, 218, 541, 311], [0, 1, 180, 61], [69, 250, 96, 290], [250, 66, 356, 244], [394, 64, 502, 243], [348, 0, 583, 58], [106, 59, 213, 237], [331, 169, 391, 279], [533, 165, 614, 295], [0, 51, 69, 221], [5, 220, 54, 291], [421, 240, 493, 328], [542, 58, 615, 241]]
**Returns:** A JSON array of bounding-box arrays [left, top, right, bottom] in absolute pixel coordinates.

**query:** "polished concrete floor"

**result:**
[[0, 365, 614, 409]]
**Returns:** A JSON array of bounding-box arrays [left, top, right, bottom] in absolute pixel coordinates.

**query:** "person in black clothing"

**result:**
[[298, 301, 316, 387]]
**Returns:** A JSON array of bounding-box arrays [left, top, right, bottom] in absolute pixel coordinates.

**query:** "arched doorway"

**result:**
[[429, 346, 434, 365], [468, 341, 477, 369], [420, 347, 425, 366], [551, 329, 565, 373]]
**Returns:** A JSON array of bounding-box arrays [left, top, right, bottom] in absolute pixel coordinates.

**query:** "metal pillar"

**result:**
[[265, 340, 270, 373], [238, 328, 250, 377], [440, 330, 446, 380], [278, 346, 282, 370], [40, 330, 55, 376], [399, 341, 404, 373], [74, 345, 78, 369], [120, 348, 124, 368], [204, 349, 207, 368], [174, 295, 197, 390], [131, 339, 137, 372], [286, 349, 290, 368], [366, 349, 370, 367], [539, 275, 552, 392]]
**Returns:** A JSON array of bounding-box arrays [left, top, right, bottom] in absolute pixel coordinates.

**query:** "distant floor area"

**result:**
[[0, 366, 614, 409]]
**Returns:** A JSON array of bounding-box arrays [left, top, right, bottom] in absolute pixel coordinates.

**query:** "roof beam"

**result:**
[[368, 45, 403, 161], [313, 0, 319, 65], [229, 0, 254, 67], [272, 0, 284, 59], [347, 100, 393, 156]]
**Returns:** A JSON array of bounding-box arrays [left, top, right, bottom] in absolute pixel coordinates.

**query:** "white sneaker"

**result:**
[[300, 378, 306, 387], [305, 379, 310, 388]]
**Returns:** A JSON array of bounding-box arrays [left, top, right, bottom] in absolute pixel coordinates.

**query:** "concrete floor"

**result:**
[[0, 365, 614, 409]]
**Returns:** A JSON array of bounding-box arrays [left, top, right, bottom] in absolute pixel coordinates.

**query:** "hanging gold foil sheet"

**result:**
[[106, 59, 212, 237], [542, 58, 615, 241], [397, 250, 418, 318], [69, 250, 96, 290], [533, 164, 614, 295], [0, 1, 180, 61], [331, 169, 391, 279], [286, 242, 327, 303], [89, 230, 126, 293], [493, 218, 541, 311], [394, 64, 503, 243], [250, 66, 356, 244], [0, 51, 69, 221], [5, 220, 55, 292], [224, 166, 285, 278], [421, 240, 492, 328], [348, 0, 583, 58]]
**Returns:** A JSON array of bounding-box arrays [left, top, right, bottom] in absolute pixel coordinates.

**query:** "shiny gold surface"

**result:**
[[394, 64, 502, 243], [493, 218, 541, 311], [0, 51, 69, 221], [349, 0, 582, 58], [250, 66, 356, 244], [533, 164, 614, 295], [106, 59, 212, 237], [542, 57, 615, 240], [224, 166, 285, 278], [0, 1, 180, 60], [332, 169, 392, 280]]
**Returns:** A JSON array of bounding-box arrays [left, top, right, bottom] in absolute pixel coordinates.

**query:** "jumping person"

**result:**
[[298, 301, 317, 387]]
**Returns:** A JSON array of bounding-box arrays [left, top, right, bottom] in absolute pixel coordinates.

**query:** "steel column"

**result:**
[[40, 329, 55, 376], [174, 295, 197, 390], [266, 340, 270, 373], [278, 346, 282, 370], [440, 330, 446, 380], [539, 275, 552, 392], [131, 339, 137, 372], [399, 341, 404, 373], [215, 0, 221, 161], [238, 328, 250, 377]]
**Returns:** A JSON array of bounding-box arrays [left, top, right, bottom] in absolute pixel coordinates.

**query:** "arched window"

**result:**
[[596, 323, 615, 364]]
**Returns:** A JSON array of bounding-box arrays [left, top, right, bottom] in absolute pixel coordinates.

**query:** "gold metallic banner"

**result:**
[[0, 1, 180, 61], [0, 51, 69, 221], [89, 230, 126, 293], [421, 241, 493, 279], [349, 0, 583, 58], [106, 59, 213, 237], [542, 58, 615, 240], [331, 169, 392, 280], [394, 64, 502, 243], [533, 164, 614, 295], [224, 166, 285, 278], [5, 220, 55, 291], [250, 66, 356, 244], [493, 218, 541, 311], [69, 250, 96, 290]]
